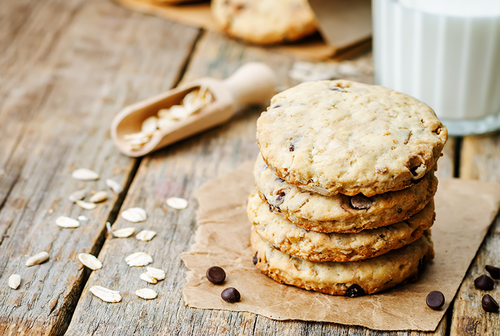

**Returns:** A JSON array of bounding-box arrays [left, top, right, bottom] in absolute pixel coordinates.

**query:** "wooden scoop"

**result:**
[[111, 62, 277, 157]]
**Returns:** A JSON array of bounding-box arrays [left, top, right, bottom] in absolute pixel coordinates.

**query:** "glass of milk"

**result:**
[[372, 0, 500, 136]]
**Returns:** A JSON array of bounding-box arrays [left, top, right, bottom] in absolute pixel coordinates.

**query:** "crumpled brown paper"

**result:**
[[181, 162, 500, 331]]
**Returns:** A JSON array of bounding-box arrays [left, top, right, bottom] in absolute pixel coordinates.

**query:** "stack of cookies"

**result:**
[[249, 80, 448, 296]]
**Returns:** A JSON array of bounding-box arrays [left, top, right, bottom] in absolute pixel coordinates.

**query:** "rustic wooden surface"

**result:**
[[0, 0, 198, 334], [449, 135, 500, 335], [0, 0, 496, 335]]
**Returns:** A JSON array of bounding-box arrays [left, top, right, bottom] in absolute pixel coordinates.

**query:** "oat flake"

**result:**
[[136, 230, 156, 242], [135, 288, 157, 300], [8, 274, 21, 289], [140, 272, 158, 284], [121, 207, 147, 223], [89, 285, 122, 303], [125, 252, 153, 267], [106, 179, 123, 194], [75, 200, 96, 210], [69, 189, 87, 202], [89, 191, 108, 203], [26, 251, 49, 266], [72, 168, 99, 181], [78, 253, 103, 270], [112, 227, 135, 238], [56, 216, 80, 228], [166, 197, 188, 210], [146, 266, 165, 281]]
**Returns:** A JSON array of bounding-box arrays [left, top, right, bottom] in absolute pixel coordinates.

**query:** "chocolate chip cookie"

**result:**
[[253, 153, 437, 233], [211, 0, 317, 45], [248, 193, 435, 262], [256, 80, 448, 197], [251, 229, 434, 296]]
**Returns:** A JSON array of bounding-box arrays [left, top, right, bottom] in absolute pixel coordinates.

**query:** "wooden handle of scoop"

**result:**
[[221, 62, 277, 106]]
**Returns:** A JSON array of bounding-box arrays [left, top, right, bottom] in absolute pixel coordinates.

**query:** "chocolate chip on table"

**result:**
[[486, 265, 500, 279], [349, 194, 373, 210], [482, 294, 499, 312], [206, 266, 226, 285], [253, 252, 258, 265], [426, 291, 445, 310], [221, 287, 240, 303], [344, 284, 365, 297], [474, 274, 494, 290]]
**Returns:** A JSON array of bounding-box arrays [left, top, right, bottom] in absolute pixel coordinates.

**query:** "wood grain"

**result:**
[[0, 0, 199, 334], [450, 134, 500, 335], [66, 31, 454, 336]]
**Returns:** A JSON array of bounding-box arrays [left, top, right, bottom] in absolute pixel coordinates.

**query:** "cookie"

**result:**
[[256, 80, 448, 197], [248, 193, 435, 262], [253, 153, 437, 233], [211, 0, 317, 45], [251, 229, 434, 296]]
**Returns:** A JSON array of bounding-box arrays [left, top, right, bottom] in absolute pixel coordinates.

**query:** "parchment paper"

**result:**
[[182, 162, 500, 331], [112, 0, 372, 60]]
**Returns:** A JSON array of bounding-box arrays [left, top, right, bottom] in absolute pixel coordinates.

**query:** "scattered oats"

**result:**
[[89, 191, 108, 203], [125, 252, 153, 267], [121, 207, 147, 223], [26, 251, 49, 266], [78, 253, 102, 270], [8, 274, 21, 289], [78, 215, 88, 222], [106, 179, 123, 194], [140, 272, 158, 284], [75, 200, 96, 210], [48, 209, 54, 214], [89, 285, 122, 303], [72, 169, 99, 181], [106, 221, 112, 234], [166, 197, 188, 210], [146, 266, 165, 281], [56, 216, 80, 228], [136, 230, 156, 242], [112, 227, 135, 238], [69, 189, 87, 202], [135, 288, 157, 300]]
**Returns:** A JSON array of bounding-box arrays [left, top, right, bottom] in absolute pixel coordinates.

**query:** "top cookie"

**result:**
[[257, 80, 448, 197], [211, 0, 317, 45]]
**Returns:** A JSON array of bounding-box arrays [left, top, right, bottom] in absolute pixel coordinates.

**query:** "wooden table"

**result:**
[[0, 0, 498, 334]]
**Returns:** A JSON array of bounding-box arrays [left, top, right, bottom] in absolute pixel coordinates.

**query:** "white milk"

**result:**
[[372, 0, 500, 135]]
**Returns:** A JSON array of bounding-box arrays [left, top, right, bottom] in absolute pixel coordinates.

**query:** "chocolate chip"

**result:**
[[426, 291, 445, 310], [221, 287, 240, 303], [275, 191, 286, 206], [330, 87, 343, 92], [271, 104, 282, 109], [474, 274, 494, 290], [253, 252, 258, 265], [482, 294, 499, 312], [344, 284, 365, 297], [289, 144, 294, 152], [486, 265, 500, 279], [349, 194, 373, 210], [206, 266, 226, 285], [276, 177, 285, 183]]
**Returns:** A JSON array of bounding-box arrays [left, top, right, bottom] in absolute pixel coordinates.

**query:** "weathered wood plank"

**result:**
[[0, 0, 199, 334], [66, 31, 454, 335], [450, 135, 500, 335]]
